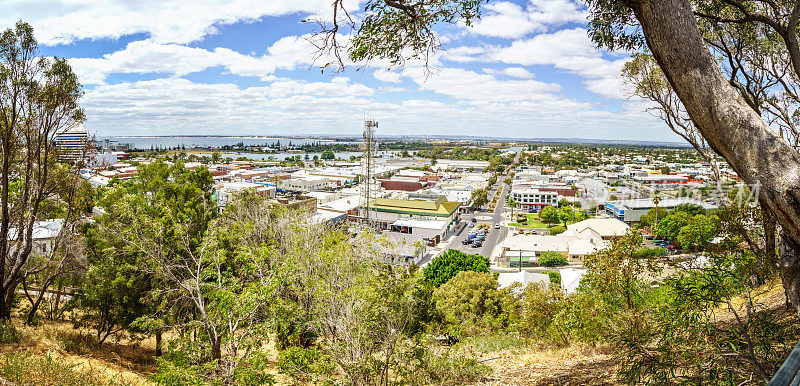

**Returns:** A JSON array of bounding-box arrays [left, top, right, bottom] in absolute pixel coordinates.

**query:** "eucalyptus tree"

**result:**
[[0, 22, 85, 319]]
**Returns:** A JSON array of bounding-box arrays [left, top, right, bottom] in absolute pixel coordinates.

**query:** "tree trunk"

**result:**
[[629, 0, 800, 312], [155, 331, 162, 357], [211, 336, 222, 361]]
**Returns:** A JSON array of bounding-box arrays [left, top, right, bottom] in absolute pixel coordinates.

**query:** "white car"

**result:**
[[494, 224, 500, 229]]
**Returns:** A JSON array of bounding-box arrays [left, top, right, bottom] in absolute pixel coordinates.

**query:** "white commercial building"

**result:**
[[510, 188, 558, 212]]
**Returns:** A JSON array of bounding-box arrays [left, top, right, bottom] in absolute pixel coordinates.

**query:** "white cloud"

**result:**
[[489, 28, 630, 99], [3, 0, 361, 45], [402, 66, 561, 103], [80, 76, 669, 140], [468, 0, 588, 38], [68, 36, 317, 84], [484, 67, 536, 78], [492, 28, 598, 65], [373, 69, 402, 83]]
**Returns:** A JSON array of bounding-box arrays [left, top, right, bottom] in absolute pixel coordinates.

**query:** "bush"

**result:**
[[44, 330, 99, 355], [537, 251, 568, 267], [0, 321, 21, 344], [424, 249, 489, 287], [434, 271, 512, 336], [549, 225, 566, 235], [276, 346, 335, 383], [403, 347, 492, 385], [516, 282, 565, 340], [543, 270, 562, 285], [151, 356, 204, 386], [632, 247, 667, 258]]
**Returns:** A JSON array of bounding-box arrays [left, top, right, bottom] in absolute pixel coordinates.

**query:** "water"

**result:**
[[219, 150, 403, 161], [100, 136, 357, 150]]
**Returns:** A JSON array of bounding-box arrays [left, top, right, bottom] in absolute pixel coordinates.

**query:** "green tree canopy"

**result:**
[[423, 249, 489, 287], [540, 206, 559, 225], [537, 251, 568, 267]]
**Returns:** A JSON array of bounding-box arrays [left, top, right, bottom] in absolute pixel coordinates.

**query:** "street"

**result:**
[[419, 150, 520, 266]]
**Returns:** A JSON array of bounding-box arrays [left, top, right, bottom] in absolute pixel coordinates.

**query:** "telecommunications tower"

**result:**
[[359, 118, 378, 227]]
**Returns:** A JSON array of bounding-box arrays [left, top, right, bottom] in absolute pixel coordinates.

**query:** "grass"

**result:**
[[0, 319, 156, 385], [0, 352, 135, 385], [508, 213, 548, 229]]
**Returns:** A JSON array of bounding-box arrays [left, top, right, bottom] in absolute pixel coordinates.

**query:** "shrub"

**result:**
[[434, 271, 512, 336], [399, 345, 491, 385], [151, 356, 204, 386], [0, 321, 21, 344], [58, 331, 99, 354], [516, 282, 565, 340], [632, 247, 667, 258], [235, 351, 276, 386], [543, 270, 562, 285], [424, 249, 489, 287], [538, 251, 568, 267], [276, 346, 335, 383], [549, 225, 566, 235]]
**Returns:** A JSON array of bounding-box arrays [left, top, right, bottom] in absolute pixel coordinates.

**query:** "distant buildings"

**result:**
[[605, 197, 718, 224], [498, 218, 630, 267], [54, 124, 88, 163], [214, 182, 276, 207]]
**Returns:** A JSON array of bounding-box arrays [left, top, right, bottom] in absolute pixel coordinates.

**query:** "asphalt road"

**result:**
[[429, 150, 521, 261]]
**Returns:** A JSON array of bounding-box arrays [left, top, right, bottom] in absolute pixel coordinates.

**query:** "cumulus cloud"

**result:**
[[483, 67, 536, 79], [80, 77, 667, 140], [3, 0, 360, 45], [0, 0, 671, 140], [467, 0, 588, 38], [68, 36, 318, 85], [490, 28, 630, 99], [373, 69, 402, 83]]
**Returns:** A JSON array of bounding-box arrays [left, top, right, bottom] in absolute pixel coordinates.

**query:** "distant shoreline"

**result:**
[[99, 135, 690, 147]]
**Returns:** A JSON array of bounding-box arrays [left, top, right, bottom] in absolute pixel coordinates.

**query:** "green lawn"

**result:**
[[508, 213, 548, 229]]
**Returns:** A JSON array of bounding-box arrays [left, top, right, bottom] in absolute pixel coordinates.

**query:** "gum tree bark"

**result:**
[[625, 0, 800, 309]]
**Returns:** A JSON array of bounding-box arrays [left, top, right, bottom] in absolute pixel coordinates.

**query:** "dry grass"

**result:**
[[0, 318, 155, 385], [479, 343, 619, 385]]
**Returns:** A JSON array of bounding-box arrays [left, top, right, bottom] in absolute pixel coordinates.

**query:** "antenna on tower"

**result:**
[[360, 117, 378, 229]]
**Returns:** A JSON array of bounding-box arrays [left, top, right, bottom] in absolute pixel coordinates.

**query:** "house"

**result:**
[[605, 197, 718, 224], [497, 271, 551, 289], [567, 218, 630, 242], [215, 182, 275, 206]]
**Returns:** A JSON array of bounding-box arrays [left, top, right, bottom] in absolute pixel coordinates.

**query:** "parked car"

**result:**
[[471, 218, 477, 223], [467, 234, 476, 239], [495, 224, 500, 229], [472, 240, 483, 248], [462, 239, 472, 245]]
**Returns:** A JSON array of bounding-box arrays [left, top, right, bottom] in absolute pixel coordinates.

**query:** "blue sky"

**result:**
[[4, 0, 680, 141]]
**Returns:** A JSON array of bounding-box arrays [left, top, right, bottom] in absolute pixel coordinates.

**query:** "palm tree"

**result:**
[[507, 196, 516, 219], [652, 194, 661, 235]]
